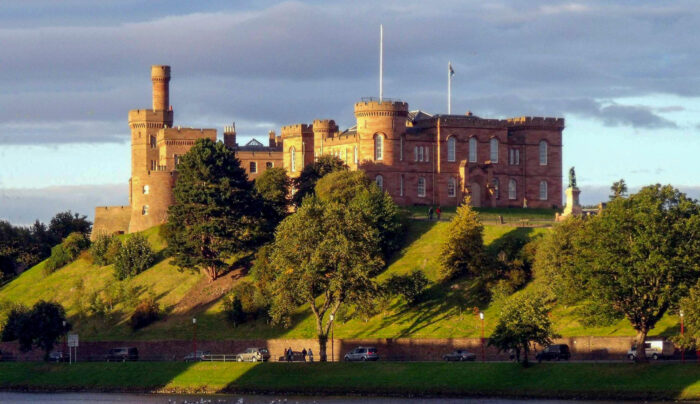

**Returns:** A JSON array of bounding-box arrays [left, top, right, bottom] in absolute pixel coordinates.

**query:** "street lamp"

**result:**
[[62, 321, 67, 363], [680, 310, 685, 364], [329, 314, 335, 362], [192, 317, 197, 360], [479, 312, 485, 362]]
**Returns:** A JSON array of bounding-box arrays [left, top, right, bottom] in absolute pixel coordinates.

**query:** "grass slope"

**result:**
[[1, 362, 699, 400]]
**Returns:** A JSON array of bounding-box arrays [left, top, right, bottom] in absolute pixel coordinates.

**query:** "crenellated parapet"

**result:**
[[281, 123, 313, 138], [506, 116, 565, 129], [354, 99, 409, 117]]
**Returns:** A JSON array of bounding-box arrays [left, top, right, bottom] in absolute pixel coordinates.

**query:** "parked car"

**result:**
[[49, 351, 68, 362], [442, 349, 476, 361], [627, 340, 675, 360], [105, 347, 139, 362], [236, 347, 270, 362], [344, 347, 379, 362], [536, 344, 571, 362], [183, 351, 210, 362]]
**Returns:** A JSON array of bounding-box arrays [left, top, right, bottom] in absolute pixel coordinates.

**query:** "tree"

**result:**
[[267, 196, 384, 361], [292, 155, 347, 206], [114, 233, 155, 280], [1, 301, 71, 361], [488, 292, 557, 366], [44, 232, 90, 274], [166, 138, 266, 281], [609, 179, 628, 200], [571, 185, 700, 362], [254, 167, 291, 228], [48, 211, 91, 244], [675, 282, 700, 351], [439, 196, 486, 280]]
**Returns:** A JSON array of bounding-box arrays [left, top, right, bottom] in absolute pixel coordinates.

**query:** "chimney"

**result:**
[[223, 123, 237, 148], [268, 130, 277, 147], [151, 65, 171, 111]]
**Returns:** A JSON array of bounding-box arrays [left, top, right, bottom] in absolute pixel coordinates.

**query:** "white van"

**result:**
[[627, 340, 675, 360]]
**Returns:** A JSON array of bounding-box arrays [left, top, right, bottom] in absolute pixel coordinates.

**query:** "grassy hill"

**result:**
[[0, 210, 680, 341]]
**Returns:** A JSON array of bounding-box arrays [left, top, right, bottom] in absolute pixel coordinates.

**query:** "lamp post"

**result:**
[[329, 314, 335, 362], [680, 310, 685, 364], [62, 320, 67, 363], [192, 317, 197, 360], [479, 312, 485, 362]]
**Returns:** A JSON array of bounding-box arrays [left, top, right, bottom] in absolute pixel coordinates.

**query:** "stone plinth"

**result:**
[[558, 186, 582, 221]]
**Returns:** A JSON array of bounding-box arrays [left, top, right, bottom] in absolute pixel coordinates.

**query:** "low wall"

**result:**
[[92, 205, 131, 240], [0, 336, 658, 362]]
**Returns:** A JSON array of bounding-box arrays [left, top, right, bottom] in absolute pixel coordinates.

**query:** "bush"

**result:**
[[222, 281, 269, 326], [384, 270, 429, 304], [129, 296, 160, 330], [222, 295, 245, 326], [90, 234, 117, 266], [44, 232, 90, 275], [114, 234, 154, 280]]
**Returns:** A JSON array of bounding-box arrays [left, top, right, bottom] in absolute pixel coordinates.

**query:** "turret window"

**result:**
[[400, 136, 404, 161], [290, 147, 297, 172], [142, 185, 150, 195], [374, 134, 384, 161], [142, 205, 149, 215], [539, 180, 548, 200], [447, 137, 456, 162], [490, 138, 499, 163], [469, 137, 477, 162], [539, 140, 548, 165], [150, 135, 156, 149]]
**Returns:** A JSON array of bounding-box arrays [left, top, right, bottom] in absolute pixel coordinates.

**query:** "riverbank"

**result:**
[[1, 362, 699, 400]]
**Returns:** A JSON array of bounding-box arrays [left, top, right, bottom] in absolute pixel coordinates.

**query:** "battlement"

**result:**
[[312, 119, 338, 132], [128, 109, 173, 127], [354, 98, 409, 117], [506, 116, 565, 128], [281, 123, 313, 137]]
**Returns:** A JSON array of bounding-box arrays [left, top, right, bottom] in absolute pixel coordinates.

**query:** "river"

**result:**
[[0, 393, 681, 404]]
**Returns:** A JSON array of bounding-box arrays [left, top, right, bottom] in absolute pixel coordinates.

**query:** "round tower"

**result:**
[[151, 65, 171, 111], [354, 99, 408, 167]]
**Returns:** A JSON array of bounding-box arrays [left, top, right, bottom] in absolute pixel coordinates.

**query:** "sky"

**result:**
[[1, 0, 700, 225]]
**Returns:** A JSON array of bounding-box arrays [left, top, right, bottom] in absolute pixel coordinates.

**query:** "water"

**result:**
[[0, 393, 676, 404]]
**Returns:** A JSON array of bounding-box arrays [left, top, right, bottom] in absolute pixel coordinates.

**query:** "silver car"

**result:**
[[236, 347, 271, 362]]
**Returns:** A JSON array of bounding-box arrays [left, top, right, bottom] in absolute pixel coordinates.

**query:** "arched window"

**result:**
[[447, 137, 456, 162], [374, 134, 384, 161], [508, 179, 517, 200], [142, 185, 149, 195], [400, 136, 405, 161], [539, 180, 548, 200], [290, 147, 296, 172], [447, 177, 457, 197], [492, 178, 500, 199], [142, 205, 149, 215], [376, 175, 383, 190], [414, 146, 419, 162], [469, 137, 477, 162], [425, 146, 429, 162], [539, 140, 548, 165], [400, 174, 404, 196], [417, 177, 426, 197], [354, 145, 358, 164], [490, 137, 499, 163]]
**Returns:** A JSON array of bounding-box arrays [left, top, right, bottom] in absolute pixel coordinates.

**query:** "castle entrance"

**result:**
[[470, 183, 481, 207]]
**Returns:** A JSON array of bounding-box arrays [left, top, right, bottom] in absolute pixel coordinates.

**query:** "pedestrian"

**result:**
[[436, 206, 442, 220], [428, 206, 434, 221], [308, 348, 314, 362], [302, 348, 307, 362], [286, 347, 292, 362]]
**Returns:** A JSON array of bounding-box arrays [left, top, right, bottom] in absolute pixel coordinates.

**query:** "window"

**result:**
[[142, 205, 149, 215], [508, 179, 517, 200], [266, 162, 273, 169], [290, 147, 296, 172], [414, 146, 419, 162], [492, 178, 500, 199], [539, 140, 548, 165], [417, 146, 424, 162], [376, 175, 383, 190], [174, 154, 182, 166], [150, 160, 156, 171], [448, 177, 457, 197], [400, 174, 404, 196], [447, 137, 456, 162], [490, 138, 499, 163], [150, 135, 156, 149], [374, 134, 383, 160], [469, 137, 477, 162], [425, 146, 429, 162], [539, 181, 548, 200], [354, 146, 358, 164], [509, 149, 520, 165], [250, 162, 257, 173], [400, 136, 404, 161], [417, 177, 426, 197], [142, 185, 149, 195]]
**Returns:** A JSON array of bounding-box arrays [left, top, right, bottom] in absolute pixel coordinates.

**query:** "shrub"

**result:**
[[90, 234, 117, 266], [384, 270, 429, 304], [44, 232, 90, 275], [114, 234, 154, 280], [129, 296, 160, 330], [222, 295, 245, 326]]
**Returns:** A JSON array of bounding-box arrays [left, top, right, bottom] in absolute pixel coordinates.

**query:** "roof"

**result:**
[[408, 110, 433, 123]]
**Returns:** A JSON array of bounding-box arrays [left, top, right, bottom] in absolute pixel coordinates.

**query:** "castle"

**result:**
[[93, 65, 563, 237]]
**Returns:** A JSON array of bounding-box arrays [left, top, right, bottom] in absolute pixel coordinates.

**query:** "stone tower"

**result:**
[[354, 99, 408, 180]]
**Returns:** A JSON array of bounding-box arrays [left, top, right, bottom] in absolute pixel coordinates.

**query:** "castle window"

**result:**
[[509, 149, 520, 165], [417, 177, 426, 197], [142, 185, 149, 195], [150, 160, 156, 171], [539, 180, 548, 200], [447, 137, 456, 162], [250, 162, 257, 173], [290, 147, 296, 172], [375, 175, 383, 190], [414, 146, 418, 162], [493, 178, 500, 199], [142, 205, 149, 215], [469, 137, 477, 162], [508, 179, 517, 200], [448, 177, 456, 197], [490, 138, 499, 163], [174, 154, 182, 167], [266, 162, 273, 169], [150, 135, 156, 149], [539, 140, 548, 165], [425, 146, 429, 162], [374, 134, 384, 161], [400, 174, 404, 196], [354, 146, 358, 164], [400, 136, 404, 161]]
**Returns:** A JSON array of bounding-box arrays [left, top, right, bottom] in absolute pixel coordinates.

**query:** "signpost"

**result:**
[[67, 334, 79, 364]]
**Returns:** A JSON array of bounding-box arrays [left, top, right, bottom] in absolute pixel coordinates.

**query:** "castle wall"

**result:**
[[236, 150, 284, 181], [91, 205, 131, 240]]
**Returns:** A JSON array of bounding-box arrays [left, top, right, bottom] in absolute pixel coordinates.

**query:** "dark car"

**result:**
[[105, 347, 139, 362], [183, 351, 210, 362], [49, 351, 68, 362], [344, 347, 379, 362], [443, 349, 476, 361], [536, 344, 571, 362]]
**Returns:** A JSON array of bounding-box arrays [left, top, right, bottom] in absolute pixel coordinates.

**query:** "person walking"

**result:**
[[428, 206, 434, 221], [436, 206, 442, 220], [286, 347, 292, 362], [308, 348, 314, 362], [302, 348, 307, 362]]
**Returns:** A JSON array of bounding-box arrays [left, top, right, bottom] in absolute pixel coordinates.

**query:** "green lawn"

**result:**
[[1, 362, 698, 400], [405, 206, 558, 223]]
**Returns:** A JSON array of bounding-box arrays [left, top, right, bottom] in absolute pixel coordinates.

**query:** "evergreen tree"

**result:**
[[609, 178, 628, 200], [254, 167, 291, 228], [439, 196, 486, 280]]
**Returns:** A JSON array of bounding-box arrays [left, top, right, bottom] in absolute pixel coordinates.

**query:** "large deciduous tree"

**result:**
[[166, 138, 265, 281], [572, 185, 700, 362], [268, 196, 384, 361], [1, 301, 71, 361], [292, 155, 347, 206]]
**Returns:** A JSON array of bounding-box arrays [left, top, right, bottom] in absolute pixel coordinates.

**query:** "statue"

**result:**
[[568, 167, 577, 188]]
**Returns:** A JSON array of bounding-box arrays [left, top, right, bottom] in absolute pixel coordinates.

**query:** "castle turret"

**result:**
[[224, 124, 237, 148], [281, 123, 314, 177], [312, 119, 338, 155], [151, 65, 171, 111], [354, 99, 408, 167]]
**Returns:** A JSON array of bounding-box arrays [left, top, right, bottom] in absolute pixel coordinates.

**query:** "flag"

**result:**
[[449, 62, 455, 77]]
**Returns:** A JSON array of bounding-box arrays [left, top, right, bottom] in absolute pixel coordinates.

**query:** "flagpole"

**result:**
[[379, 24, 383, 103], [447, 61, 451, 114]]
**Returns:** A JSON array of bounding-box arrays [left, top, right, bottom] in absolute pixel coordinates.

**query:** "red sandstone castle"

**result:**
[[93, 66, 563, 236]]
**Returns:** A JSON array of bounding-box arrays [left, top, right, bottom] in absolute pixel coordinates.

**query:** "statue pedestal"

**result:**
[[558, 187, 582, 220]]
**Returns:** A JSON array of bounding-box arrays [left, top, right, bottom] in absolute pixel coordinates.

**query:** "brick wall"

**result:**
[[92, 205, 131, 240]]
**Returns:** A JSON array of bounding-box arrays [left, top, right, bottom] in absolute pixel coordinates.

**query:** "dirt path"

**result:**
[[172, 266, 247, 314]]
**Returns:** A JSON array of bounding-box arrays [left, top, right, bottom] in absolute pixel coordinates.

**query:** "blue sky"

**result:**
[[1, 1, 700, 224]]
